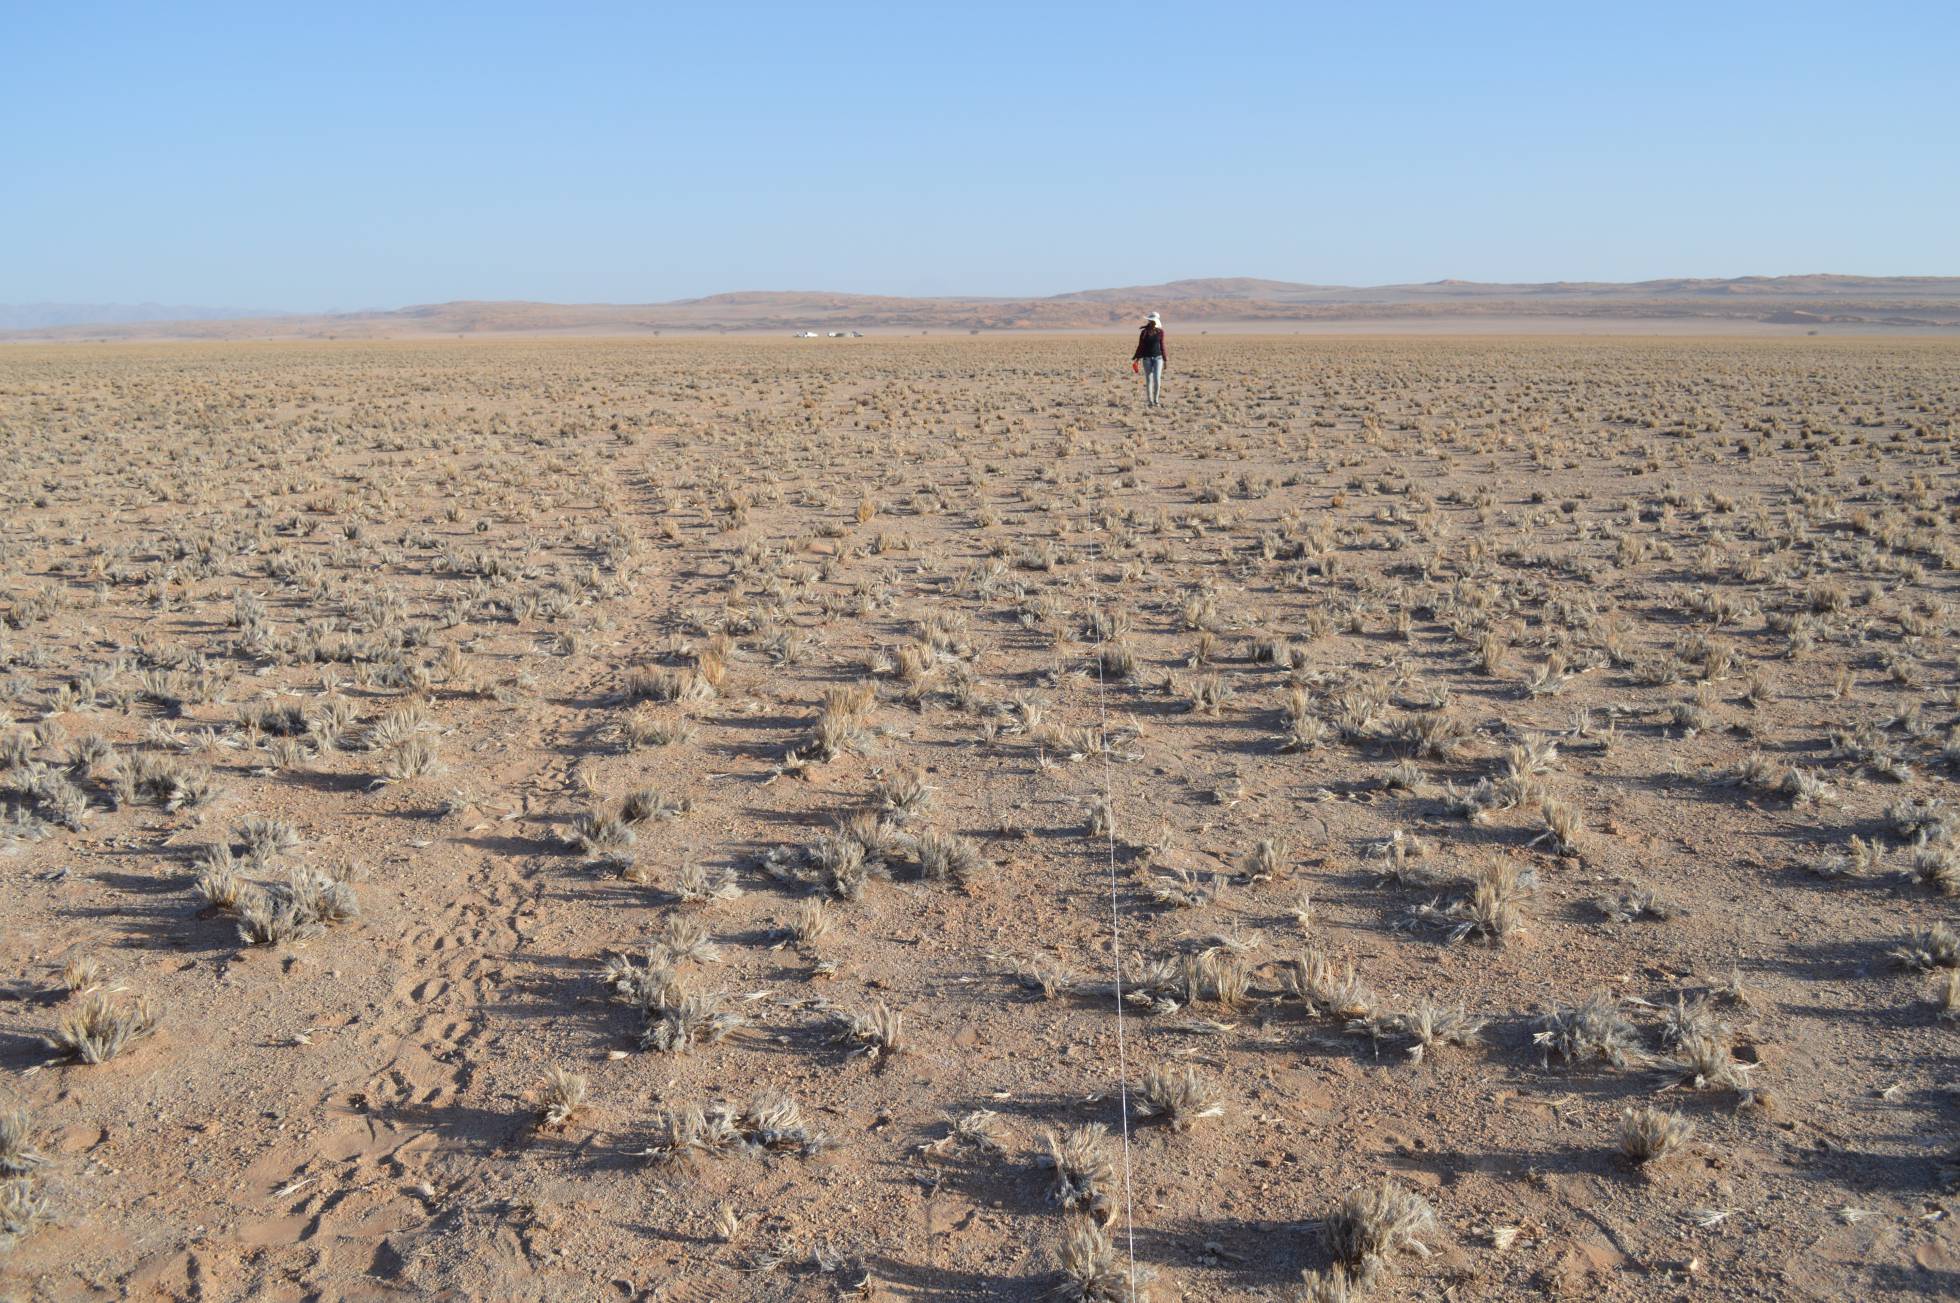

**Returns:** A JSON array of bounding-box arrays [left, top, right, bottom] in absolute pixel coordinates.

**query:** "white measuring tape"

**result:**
[[1091, 634, 1141, 1292]]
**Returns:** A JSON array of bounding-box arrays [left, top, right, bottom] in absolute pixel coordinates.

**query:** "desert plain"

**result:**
[[0, 333, 1956, 1300]]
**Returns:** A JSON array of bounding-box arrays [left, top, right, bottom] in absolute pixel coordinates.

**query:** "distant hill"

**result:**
[[5, 276, 1957, 341], [1050, 278, 1346, 304], [0, 303, 285, 331]]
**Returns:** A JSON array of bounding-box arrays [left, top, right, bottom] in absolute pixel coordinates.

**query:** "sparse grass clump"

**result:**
[[1012, 958, 1077, 999], [1324, 1179, 1435, 1274], [1935, 969, 1960, 1020], [232, 866, 359, 946], [1892, 924, 1960, 971], [60, 953, 104, 996], [911, 826, 986, 885], [1276, 950, 1378, 1019], [1660, 994, 1726, 1048], [0, 1103, 44, 1176], [621, 705, 695, 750], [643, 990, 744, 1053], [1299, 1261, 1373, 1303], [649, 1093, 828, 1163], [871, 763, 932, 820], [924, 1108, 1010, 1157], [1277, 712, 1330, 754], [1055, 1218, 1150, 1302], [1535, 994, 1644, 1068], [1239, 836, 1290, 881], [1096, 642, 1137, 681], [116, 754, 218, 812], [620, 786, 688, 825], [1043, 1124, 1116, 1224], [1596, 886, 1678, 923], [832, 1001, 905, 1061], [1807, 835, 1883, 879], [1673, 1029, 1755, 1092], [0, 1177, 48, 1238], [380, 735, 440, 781], [1393, 1000, 1488, 1063], [536, 1067, 588, 1129], [572, 810, 637, 864], [787, 681, 875, 767], [784, 898, 832, 949], [623, 665, 715, 705], [1135, 1063, 1224, 1131], [1458, 863, 1528, 944], [1620, 1105, 1694, 1167], [675, 853, 740, 903], [654, 915, 722, 965], [1887, 797, 1947, 840], [234, 814, 300, 863], [196, 849, 247, 911], [603, 949, 682, 1010], [51, 990, 158, 1063], [1398, 708, 1468, 759], [1909, 847, 1959, 896], [1532, 796, 1584, 856], [1178, 670, 1230, 714]]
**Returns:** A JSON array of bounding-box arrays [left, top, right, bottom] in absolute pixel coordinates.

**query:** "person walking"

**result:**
[[1132, 312, 1167, 407]]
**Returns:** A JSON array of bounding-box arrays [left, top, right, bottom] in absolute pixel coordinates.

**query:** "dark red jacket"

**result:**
[[1132, 325, 1166, 362]]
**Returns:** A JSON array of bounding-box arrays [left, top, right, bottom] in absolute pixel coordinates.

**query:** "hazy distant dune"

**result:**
[[0, 303, 287, 331]]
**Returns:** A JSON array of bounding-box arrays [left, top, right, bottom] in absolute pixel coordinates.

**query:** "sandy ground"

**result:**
[[0, 334, 1955, 1301]]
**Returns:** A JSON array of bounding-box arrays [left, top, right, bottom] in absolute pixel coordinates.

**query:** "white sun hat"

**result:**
[[1145, 312, 1161, 325]]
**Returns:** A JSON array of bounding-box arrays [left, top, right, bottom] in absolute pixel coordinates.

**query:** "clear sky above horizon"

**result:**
[[5, 1, 1954, 311]]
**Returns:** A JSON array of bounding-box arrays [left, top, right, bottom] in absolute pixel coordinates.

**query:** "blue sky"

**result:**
[[4, 2, 1954, 309]]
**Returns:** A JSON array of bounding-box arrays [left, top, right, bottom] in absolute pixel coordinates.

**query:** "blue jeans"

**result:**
[[1141, 356, 1163, 405]]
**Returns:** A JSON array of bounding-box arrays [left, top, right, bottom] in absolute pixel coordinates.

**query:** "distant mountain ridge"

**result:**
[[5, 276, 1957, 340]]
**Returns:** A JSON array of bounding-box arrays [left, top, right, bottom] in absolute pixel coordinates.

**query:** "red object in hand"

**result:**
[[1132, 361, 1140, 373]]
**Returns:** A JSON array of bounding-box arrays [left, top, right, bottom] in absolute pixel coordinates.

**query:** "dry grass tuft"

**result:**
[[1892, 924, 1960, 971], [0, 1103, 45, 1177], [1532, 796, 1585, 856], [1276, 950, 1378, 1019], [1394, 1000, 1488, 1063], [785, 898, 833, 950], [675, 853, 741, 903], [642, 990, 744, 1053], [1909, 847, 1959, 896], [1055, 1217, 1151, 1302], [1324, 1178, 1435, 1269], [1935, 969, 1960, 1021], [1043, 1124, 1116, 1225], [923, 1108, 1010, 1158], [51, 990, 158, 1064], [536, 1066, 588, 1129], [911, 827, 986, 885], [1298, 1259, 1374, 1303], [1619, 1105, 1694, 1167], [0, 1177, 49, 1239], [833, 1001, 905, 1061], [1673, 1030, 1756, 1092], [1457, 863, 1529, 944], [649, 1093, 829, 1163], [1135, 1063, 1224, 1131], [1596, 886, 1679, 923], [59, 954, 104, 996], [1535, 994, 1644, 1068]]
